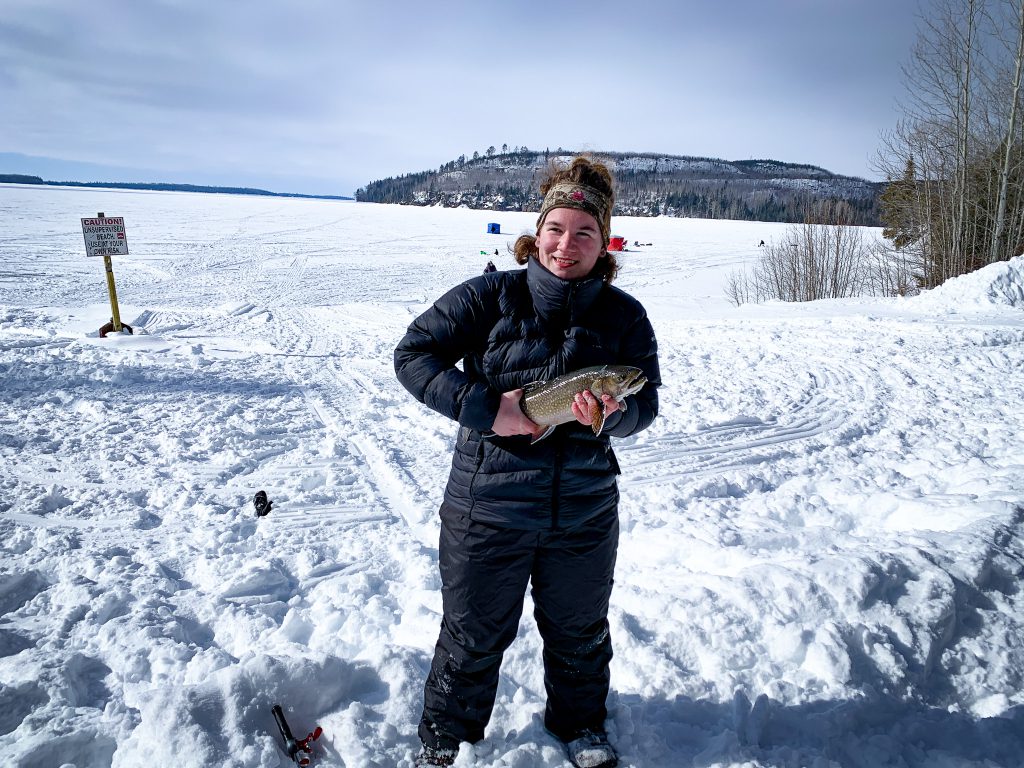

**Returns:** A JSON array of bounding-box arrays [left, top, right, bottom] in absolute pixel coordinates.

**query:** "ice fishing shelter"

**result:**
[[608, 235, 626, 252], [487, 222, 501, 234]]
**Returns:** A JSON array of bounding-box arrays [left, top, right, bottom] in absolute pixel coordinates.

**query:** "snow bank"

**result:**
[[909, 255, 1024, 312]]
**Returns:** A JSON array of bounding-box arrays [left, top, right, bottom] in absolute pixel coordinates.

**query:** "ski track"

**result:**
[[267, 306, 444, 543]]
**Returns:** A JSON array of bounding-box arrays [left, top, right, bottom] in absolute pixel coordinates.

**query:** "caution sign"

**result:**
[[81, 216, 129, 258]]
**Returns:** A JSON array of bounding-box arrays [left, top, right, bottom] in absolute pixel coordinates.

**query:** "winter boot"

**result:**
[[563, 729, 618, 768], [414, 743, 458, 767]]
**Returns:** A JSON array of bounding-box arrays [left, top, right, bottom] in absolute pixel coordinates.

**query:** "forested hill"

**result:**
[[357, 149, 882, 226]]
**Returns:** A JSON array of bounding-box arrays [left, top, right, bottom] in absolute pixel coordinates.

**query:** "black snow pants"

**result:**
[[419, 502, 619, 748]]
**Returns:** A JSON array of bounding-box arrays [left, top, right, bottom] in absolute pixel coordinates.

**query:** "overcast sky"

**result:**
[[0, 1, 926, 197]]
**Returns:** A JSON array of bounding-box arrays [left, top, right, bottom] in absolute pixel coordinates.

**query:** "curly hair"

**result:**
[[512, 155, 619, 283]]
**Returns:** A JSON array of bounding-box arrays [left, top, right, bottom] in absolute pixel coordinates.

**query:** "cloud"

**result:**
[[0, 0, 923, 194]]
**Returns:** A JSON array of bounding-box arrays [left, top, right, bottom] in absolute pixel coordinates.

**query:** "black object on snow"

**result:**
[[254, 490, 273, 517], [272, 704, 322, 766]]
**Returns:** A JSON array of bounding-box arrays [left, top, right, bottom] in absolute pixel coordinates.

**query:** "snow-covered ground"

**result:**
[[1, 184, 1023, 768]]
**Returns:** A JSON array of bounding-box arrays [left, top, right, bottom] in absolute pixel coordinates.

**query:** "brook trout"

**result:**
[[520, 365, 648, 443]]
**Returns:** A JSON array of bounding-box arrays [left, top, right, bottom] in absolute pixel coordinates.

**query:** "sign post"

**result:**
[[81, 212, 133, 336]]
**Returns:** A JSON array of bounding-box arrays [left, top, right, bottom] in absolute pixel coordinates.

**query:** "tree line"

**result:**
[[0, 174, 351, 200]]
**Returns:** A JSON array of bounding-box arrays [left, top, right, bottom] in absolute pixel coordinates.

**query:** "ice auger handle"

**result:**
[[272, 704, 322, 766]]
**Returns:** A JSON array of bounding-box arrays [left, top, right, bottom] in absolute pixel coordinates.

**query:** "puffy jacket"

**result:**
[[394, 257, 660, 530]]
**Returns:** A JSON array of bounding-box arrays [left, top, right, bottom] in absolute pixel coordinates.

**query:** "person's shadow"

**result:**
[[589, 690, 1024, 767]]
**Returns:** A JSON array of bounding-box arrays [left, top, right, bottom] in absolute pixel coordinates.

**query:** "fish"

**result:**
[[519, 365, 648, 443]]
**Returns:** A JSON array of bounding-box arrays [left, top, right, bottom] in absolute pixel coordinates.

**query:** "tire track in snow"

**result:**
[[619, 318, 1023, 494], [620, 333, 882, 488], [261, 307, 444, 545]]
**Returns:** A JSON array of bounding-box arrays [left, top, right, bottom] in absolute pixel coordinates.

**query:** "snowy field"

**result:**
[[1, 183, 1023, 768]]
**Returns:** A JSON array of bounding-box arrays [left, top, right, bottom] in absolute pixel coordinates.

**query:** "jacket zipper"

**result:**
[[549, 284, 576, 530]]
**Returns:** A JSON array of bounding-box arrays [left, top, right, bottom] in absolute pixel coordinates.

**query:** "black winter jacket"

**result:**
[[394, 257, 660, 530]]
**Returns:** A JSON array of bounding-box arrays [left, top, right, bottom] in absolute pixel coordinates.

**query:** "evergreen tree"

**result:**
[[879, 156, 921, 250]]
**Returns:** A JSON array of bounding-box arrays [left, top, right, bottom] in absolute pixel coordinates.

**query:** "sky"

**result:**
[[0, 1, 927, 196], [1, 186, 1023, 767]]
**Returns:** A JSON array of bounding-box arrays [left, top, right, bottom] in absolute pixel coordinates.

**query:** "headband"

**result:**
[[536, 182, 612, 244]]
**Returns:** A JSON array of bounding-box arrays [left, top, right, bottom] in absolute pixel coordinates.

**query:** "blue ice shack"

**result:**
[[487, 222, 500, 234]]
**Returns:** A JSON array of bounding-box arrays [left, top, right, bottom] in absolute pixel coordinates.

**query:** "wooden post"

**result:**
[[98, 211, 123, 333]]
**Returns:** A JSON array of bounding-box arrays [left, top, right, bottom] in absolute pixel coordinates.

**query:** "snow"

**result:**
[[907, 257, 1024, 312], [1, 183, 1023, 768], [609, 157, 741, 175]]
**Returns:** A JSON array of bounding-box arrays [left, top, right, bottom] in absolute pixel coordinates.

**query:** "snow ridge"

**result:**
[[909, 255, 1024, 312]]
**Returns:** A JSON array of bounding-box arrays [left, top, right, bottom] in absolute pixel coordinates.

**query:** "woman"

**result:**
[[394, 156, 660, 768]]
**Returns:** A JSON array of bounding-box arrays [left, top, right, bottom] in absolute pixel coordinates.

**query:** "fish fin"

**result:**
[[591, 401, 608, 436], [531, 426, 556, 444], [618, 396, 628, 413]]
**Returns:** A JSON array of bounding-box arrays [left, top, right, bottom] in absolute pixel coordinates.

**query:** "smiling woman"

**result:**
[[513, 157, 620, 283], [394, 154, 660, 768]]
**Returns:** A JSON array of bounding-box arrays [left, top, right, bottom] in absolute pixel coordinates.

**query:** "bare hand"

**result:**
[[571, 391, 620, 427], [491, 389, 545, 438]]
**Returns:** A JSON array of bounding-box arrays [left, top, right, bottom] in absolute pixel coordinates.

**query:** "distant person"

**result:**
[[758, 239, 765, 247], [495, 248, 500, 256], [395, 156, 660, 768], [483, 260, 497, 273]]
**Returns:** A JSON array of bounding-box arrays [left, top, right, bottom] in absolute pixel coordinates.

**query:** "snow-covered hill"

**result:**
[[357, 150, 881, 226], [1, 184, 1022, 768]]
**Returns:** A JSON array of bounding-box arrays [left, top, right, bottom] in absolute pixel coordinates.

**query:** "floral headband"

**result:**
[[536, 182, 612, 245]]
